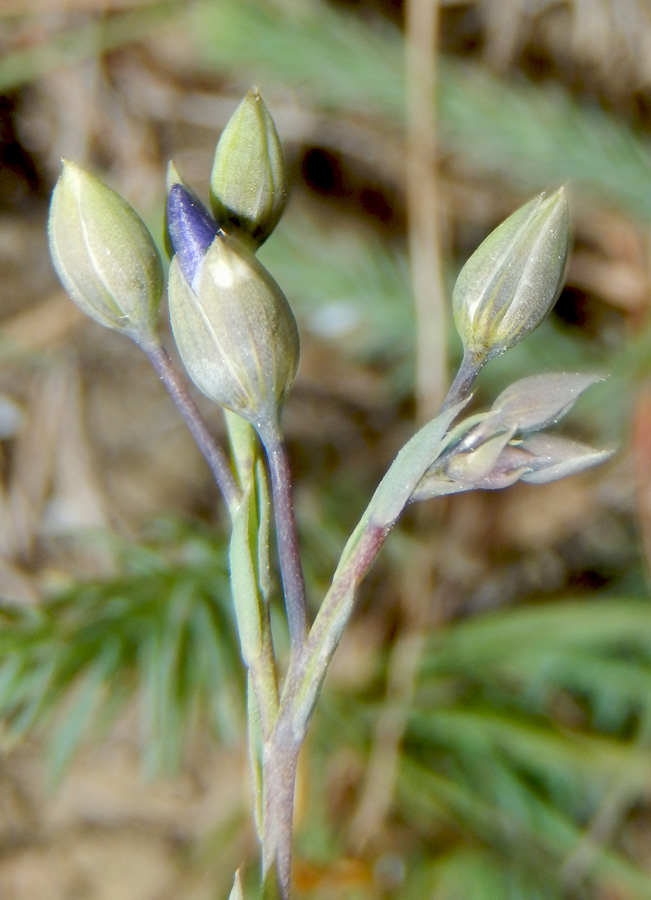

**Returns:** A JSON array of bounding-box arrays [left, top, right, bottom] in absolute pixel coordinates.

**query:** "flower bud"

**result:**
[[453, 187, 569, 363], [460, 372, 605, 450], [518, 433, 613, 484], [168, 231, 299, 426], [412, 431, 611, 499], [444, 429, 516, 486], [209, 89, 287, 247], [48, 160, 163, 349]]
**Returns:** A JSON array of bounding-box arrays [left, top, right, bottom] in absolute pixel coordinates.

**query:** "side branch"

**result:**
[[145, 343, 241, 515], [258, 422, 309, 653]]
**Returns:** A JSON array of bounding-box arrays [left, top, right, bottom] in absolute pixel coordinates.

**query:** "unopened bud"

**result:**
[[444, 430, 516, 486], [168, 231, 299, 426], [453, 187, 569, 363], [48, 160, 162, 349], [210, 89, 287, 247], [463, 371, 605, 449], [518, 433, 613, 484]]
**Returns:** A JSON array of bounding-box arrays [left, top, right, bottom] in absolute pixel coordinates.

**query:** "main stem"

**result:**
[[256, 524, 388, 900], [262, 721, 301, 898], [257, 418, 308, 652], [145, 343, 241, 515]]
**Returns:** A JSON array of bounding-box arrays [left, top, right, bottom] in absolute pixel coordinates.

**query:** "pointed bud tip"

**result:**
[[166, 160, 184, 193]]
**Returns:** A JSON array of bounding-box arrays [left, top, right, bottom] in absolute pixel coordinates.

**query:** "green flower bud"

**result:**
[[456, 372, 605, 450], [452, 187, 569, 363], [209, 89, 287, 247], [444, 429, 516, 486], [48, 160, 163, 349], [518, 434, 613, 485], [168, 231, 299, 427]]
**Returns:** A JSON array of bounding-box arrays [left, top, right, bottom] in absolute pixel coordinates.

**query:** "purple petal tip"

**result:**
[[167, 183, 220, 283]]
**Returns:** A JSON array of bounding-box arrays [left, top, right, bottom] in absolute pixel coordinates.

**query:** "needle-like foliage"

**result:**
[[0, 522, 243, 781]]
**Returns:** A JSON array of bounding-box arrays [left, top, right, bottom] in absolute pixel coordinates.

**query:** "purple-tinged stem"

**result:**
[[261, 719, 301, 899], [256, 419, 308, 653], [145, 343, 241, 515], [440, 349, 486, 414], [258, 523, 388, 899]]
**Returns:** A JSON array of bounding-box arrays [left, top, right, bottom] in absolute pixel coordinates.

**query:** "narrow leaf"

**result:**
[[229, 485, 264, 666], [255, 456, 272, 602], [368, 399, 468, 527], [226, 408, 258, 489]]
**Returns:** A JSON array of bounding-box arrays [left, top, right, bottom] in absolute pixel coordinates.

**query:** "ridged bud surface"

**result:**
[[210, 89, 287, 247], [168, 232, 299, 425], [48, 160, 162, 348], [453, 187, 569, 362]]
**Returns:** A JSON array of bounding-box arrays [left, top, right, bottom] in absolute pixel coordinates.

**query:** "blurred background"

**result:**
[[1, 0, 651, 897]]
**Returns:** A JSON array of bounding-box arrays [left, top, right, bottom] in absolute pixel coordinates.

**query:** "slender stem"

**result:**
[[262, 528, 387, 899], [440, 349, 486, 413], [144, 343, 241, 515], [257, 418, 308, 653]]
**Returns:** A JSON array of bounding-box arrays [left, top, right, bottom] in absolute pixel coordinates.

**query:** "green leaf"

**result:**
[[0, 522, 243, 778], [255, 456, 272, 604], [399, 758, 651, 899], [48, 640, 120, 784], [229, 485, 264, 666], [247, 672, 264, 839], [226, 409, 258, 490], [364, 400, 467, 529]]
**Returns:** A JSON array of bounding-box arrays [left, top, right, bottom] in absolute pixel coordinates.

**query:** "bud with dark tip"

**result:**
[[210, 89, 287, 247], [168, 229, 299, 427], [48, 160, 163, 350]]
